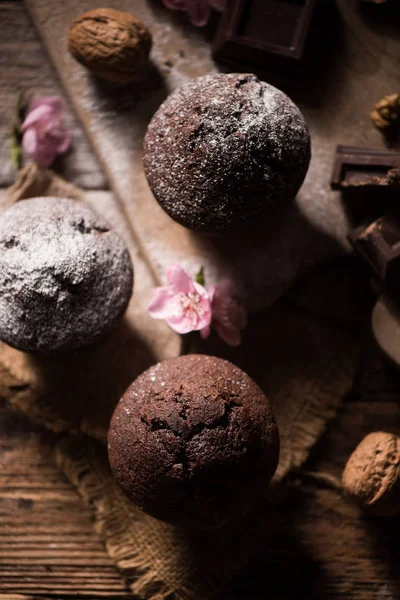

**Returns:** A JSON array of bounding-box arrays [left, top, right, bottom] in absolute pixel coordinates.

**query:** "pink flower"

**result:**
[[161, 0, 226, 27], [209, 0, 226, 10], [201, 279, 246, 346], [148, 264, 212, 334], [20, 96, 71, 168]]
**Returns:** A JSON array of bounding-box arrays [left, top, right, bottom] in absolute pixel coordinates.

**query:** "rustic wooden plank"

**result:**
[[0, 596, 55, 600], [0, 1, 107, 190], [0, 399, 131, 598]]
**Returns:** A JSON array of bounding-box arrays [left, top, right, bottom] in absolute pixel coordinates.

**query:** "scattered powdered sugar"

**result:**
[[0, 197, 133, 352], [143, 73, 311, 233]]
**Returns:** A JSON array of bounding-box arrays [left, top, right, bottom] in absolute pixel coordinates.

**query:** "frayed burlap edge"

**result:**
[[6, 161, 82, 205], [0, 344, 108, 441], [56, 437, 213, 600], [274, 337, 357, 480], [0, 361, 72, 435]]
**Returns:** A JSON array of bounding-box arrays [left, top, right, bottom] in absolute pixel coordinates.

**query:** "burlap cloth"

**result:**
[[0, 166, 368, 599]]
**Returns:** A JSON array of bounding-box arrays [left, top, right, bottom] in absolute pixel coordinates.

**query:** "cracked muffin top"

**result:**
[[0, 196, 133, 353], [143, 72, 311, 234], [108, 354, 279, 529]]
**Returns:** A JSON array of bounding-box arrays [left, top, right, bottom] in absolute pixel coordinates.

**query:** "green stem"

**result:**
[[195, 266, 205, 286], [9, 91, 24, 170]]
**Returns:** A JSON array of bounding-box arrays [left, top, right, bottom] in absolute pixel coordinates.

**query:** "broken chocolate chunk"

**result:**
[[331, 146, 400, 191], [349, 212, 400, 304]]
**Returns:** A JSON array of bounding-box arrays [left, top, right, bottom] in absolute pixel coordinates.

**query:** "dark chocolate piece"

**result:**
[[213, 0, 321, 76], [349, 212, 400, 303], [108, 354, 280, 529], [331, 146, 400, 191]]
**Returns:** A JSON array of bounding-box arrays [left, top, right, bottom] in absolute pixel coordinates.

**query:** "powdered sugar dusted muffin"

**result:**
[[143, 73, 311, 234], [0, 197, 133, 353], [108, 354, 279, 529]]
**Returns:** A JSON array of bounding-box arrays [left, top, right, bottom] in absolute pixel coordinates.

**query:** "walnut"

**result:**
[[370, 93, 400, 131], [342, 432, 400, 516], [388, 167, 400, 184], [68, 8, 152, 84]]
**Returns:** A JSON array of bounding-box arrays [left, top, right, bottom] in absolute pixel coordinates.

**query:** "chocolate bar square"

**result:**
[[331, 146, 400, 191], [213, 0, 320, 75]]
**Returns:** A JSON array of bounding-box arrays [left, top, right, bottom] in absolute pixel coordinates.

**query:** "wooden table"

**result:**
[[1, 2, 400, 598]]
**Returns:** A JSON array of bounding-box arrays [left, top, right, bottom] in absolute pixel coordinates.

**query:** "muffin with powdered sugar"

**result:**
[[143, 73, 311, 234], [0, 197, 133, 353]]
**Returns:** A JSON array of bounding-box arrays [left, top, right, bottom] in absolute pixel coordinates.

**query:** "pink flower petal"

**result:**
[[197, 296, 212, 328], [29, 96, 62, 112], [148, 287, 177, 319], [208, 278, 246, 346], [193, 281, 210, 299], [235, 303, 247, 330], [168, 297, 211, 333], [20, 96, 70, 167], [166, 264, 192, 295], [209, 0, 226, 10], [222, 296, 247, 330], [215, 322, 243, 347], [49, 127, 71, 154], [30, 139, 58, 168], [167, 313, 199, 334], [206, 284, 216, 303], [162, 0, 188, 9], [200, 323, 211, 339], [56, 130, 71, 154], [213, 278, 235, 298], [187, 0, 210, 26], [22, 128, 37, 156], [21, 104, 54, 132]]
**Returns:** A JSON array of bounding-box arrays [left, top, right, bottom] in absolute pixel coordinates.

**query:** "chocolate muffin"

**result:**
[[143, 73, 311, 234], [108, 354, 279, 529], [0, 197, 133, 353]]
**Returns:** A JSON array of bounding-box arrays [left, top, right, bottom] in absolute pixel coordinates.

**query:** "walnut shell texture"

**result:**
[[342, 432, 400, 516], [370, 93, 400, 131], [68, 8, 152, 83]]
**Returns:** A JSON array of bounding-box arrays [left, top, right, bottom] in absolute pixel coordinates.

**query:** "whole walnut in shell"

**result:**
[[342, 432, 400, 516], [68, 8, 152, 83]]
